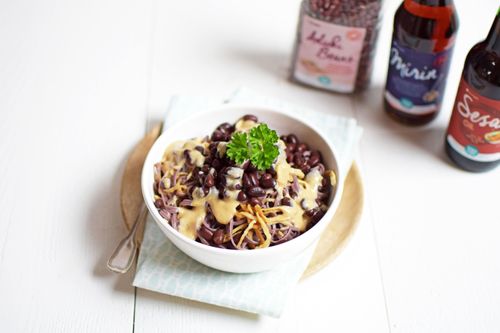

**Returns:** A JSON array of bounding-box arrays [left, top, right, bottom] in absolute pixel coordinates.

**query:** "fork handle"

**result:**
[[107, 205, 148, 273]]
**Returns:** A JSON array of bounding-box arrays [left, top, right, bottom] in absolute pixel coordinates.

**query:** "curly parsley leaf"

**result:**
[[226, 123, 279, 170], [248, 124, 279, 170], [226, 132, 249, 165]]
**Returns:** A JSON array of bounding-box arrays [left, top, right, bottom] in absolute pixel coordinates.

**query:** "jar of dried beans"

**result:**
[[291, 0, 382, 93]]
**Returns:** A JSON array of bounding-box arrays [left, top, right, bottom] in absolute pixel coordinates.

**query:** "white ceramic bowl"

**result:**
[[141, 105, 344, 273]]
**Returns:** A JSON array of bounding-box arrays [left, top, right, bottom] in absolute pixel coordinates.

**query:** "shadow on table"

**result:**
[[136, 289, 260, 322], [86, 146, 135, 294], [353, 84, 458, 169]]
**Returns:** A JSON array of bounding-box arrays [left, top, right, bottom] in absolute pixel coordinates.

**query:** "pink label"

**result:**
[[293, 15, 366, 93]]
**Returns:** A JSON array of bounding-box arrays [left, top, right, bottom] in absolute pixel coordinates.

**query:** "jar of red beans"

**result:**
[[291, 0, 382, 93]]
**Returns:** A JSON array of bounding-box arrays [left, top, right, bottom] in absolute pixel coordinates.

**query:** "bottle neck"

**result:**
[[486, 10, 500, 53], [408, 0, 454, 7]]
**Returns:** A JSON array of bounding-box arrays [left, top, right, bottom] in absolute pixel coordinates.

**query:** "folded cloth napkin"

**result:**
[[133, 88, 363, 317]]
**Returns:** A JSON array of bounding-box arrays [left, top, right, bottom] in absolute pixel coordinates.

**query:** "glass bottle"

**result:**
[[445, 8, 500, 172], [291, 0, 382, 93], [384, 0, 459, 125]]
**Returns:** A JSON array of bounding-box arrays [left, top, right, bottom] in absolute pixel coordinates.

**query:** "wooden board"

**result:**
[[120, 125, 363, 278]]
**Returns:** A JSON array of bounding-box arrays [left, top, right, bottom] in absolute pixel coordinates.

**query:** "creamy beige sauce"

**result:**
[[235, 119, 257, 132], [178, 188, 240, 239], [301, 169, 323, 210], [161, 133, 332, 238], [178, 201, 206, 240], [188, 150, 205, 168], [207, 191, 240, 225], [216, 142, 227, 157], [275, 140, 304, 189], [272, 140, 324, 231], [162, 138, 206, 168]]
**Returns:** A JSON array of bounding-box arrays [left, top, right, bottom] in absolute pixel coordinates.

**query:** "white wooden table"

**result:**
[[1, 0, 499, 331]]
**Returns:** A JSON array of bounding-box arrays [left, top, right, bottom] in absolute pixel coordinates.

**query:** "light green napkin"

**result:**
[[133, 88, 363, 317]]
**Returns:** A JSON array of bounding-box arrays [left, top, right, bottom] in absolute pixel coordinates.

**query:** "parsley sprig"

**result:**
[[226, 123, 279, 170]]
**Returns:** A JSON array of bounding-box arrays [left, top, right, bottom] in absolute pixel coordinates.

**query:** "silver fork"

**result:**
[[107, 204, 148, 273]]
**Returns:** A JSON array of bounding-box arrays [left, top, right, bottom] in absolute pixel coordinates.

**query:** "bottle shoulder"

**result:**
[[393, 3, 458, 52], [464, 42, 500, 98]]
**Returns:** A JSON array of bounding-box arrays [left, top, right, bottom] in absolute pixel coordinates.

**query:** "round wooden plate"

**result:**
[[120, 124, 364, 279]]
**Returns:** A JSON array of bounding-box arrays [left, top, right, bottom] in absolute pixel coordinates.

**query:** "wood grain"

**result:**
[[120, 123, 162, 243], [120, 126, 363, 278], [302, 163, 363, 279]]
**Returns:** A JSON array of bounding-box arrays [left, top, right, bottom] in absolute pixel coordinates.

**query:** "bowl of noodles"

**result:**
[[142, 105, 343, 273]]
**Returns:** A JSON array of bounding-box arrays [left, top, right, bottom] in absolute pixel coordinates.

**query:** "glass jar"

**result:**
[[291, 0, 383, 93]]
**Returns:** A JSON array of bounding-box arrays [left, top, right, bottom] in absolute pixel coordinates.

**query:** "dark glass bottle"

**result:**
[[445, 10, 500, 172], [384, 0, 459, 125]]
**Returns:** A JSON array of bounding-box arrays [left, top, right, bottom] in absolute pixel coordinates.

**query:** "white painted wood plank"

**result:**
[[144, 0, 354, 123], [0, 0, 153, 331]]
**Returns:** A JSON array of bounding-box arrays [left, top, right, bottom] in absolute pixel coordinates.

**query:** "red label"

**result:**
[[446, 78, 500, 162]]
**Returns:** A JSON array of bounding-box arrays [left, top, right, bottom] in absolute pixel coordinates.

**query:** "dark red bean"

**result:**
[[237, 191, 247, 202], [201, 165, 210, 174], [154, 199, 163, 208], [194, 146, 205, 154], [280, 135, 287, 142], [217, 175, 226, 188], [308, 150, 320, 166], [310, 209, 325, 224], [199, 226, 213, 240], [211, 158, 222, 170], [242, 173, 253, 188], [211, 130, 225, 141], [305, 207, 320, 217], [260, 177, 276, 189], [249, 197, 261, 206], [242, 114, 258, 122], [218, 189, 226, 199], [286, 151, 294, 163], [261, 173, 272, 181], [286, 143, 297, 153], [296, 143, 308, 153], [212, 229, 224, 245], [294, 154, 305, 167], [247, 186, 265, 197], [280, 197, 293, 206], [266, 167, 276, 176], [240, 160, 250, 170], [301, 165, 311, 174], [249, 172, 259, 186], [232, 183, 242, 190], [321, 177, 329, 187], [217, 122, 233, 133], [209, 141, 218, 151], [287, 134, 298, 144], [204, 174, 215, 188]]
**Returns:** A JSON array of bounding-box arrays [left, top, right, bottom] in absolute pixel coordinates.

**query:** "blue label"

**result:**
[[385, 40, 453, 115]]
